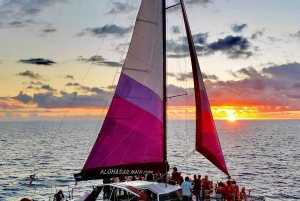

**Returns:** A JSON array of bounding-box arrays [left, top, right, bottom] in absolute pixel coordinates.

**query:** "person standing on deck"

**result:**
[[193, 175, 201, 201], [181, 176, 194, 201], [223, 180, 235, 201], [202, 175, 212, 199], [171, 167, 180, 184]]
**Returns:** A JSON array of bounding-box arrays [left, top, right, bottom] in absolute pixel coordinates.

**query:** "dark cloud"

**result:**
[[171, 26, 181, 34], [64, 75, 74, 79], [207, 36, 253, 59], [267, 36, 283, 43], [8, 21, 24, 27], [13, 92, 32, 104], [106, 2, 136, 14], [167, 34, 252, 59], [193, 33, 209, 45], [107, 85, 117, 89], [41, 85, 57, 92], [290, 31, 300, 39], [0, 0, 66, 19], [231, 23, 247, 33], [168, 72, 218, 81], [27, 86, 39, 90], [41, 28, 57, 33], [32, 91, 109, 108], [17, 70, 43, 80], [79, 86, 105, 94], [66, 82, 80, 86], [78, 55, 122, 67], [19, 58, 56, 65], [185, 0, 212, 5], [262, 62, 300, 80], [78, 24, 133, 38], [250, 29, 265, 39], [30, 81, 43, 85], [237, 67, 261, 77]]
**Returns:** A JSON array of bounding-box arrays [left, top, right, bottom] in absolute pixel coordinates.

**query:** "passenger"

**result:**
[[215, 182, 224, 201], [202, 175, 212, 199], [171, 167, 180, 184], [166, 172, 171, 182], [112, 177, 119, 183], [240, 187, 247, 201], [154, 172, 162, 182], [181, 176, 194, 201], [193, 175, 201, 201], [125, 176, 132, 182], [134, 175, 140, 180], [55, 190, 64, 201], [146, 173, 154, 181], [179, 172, 184, 185], [223, 180, 235, 201], [232, 180, 239, 201]]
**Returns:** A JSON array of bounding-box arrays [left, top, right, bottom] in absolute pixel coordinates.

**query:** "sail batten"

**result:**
[[180, 0, 229, 176]]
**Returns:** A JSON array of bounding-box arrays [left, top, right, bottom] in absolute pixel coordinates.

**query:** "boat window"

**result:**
[[159, 191, 180, 201]]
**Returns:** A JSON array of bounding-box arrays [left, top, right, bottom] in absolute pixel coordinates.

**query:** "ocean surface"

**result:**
[[0, 120, 300, 201]]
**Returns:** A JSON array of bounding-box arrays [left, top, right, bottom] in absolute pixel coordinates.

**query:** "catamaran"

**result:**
[[23, 0, 265, 200]]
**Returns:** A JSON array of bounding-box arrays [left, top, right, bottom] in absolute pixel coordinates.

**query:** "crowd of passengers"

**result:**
[[171, 167, 248, 201], [103, 167, 249, 201]]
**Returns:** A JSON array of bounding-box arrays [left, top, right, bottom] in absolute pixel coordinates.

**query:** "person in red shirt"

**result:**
[[202, 175, 212, 199], [223, 180, 235, 201], [171, 167, 180, 185]]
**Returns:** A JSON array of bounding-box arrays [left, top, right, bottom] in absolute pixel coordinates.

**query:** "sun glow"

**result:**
[[227, 115, 236, 122], [225, 110, 237, 122]]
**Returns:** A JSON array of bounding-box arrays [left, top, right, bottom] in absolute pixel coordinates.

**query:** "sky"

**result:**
[[1, 0, 300, 121]]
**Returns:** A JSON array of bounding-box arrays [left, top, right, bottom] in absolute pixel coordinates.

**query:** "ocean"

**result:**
[[0, 120, 299, 200]]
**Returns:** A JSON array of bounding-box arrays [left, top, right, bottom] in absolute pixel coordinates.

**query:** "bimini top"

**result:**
[[106, 181, 181, 195]]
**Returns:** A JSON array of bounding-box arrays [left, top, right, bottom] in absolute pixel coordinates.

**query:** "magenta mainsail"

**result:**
[[180, 0, 229, 176], [75, 0, 167, 181]]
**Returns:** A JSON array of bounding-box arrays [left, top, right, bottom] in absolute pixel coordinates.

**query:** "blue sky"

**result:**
[[1, 0, 300, 120]]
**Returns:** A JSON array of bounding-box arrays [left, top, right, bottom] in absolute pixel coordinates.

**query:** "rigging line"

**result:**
[[80, 0, 141, 172], [180, 8, 190, 168]]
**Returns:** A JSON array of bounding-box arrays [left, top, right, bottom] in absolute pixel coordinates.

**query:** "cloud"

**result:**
[[168, 72, 218, 81], [78, 55, 122, 67], [0, 0, 66, 19], [30, 81, 43, 85], [171, 26, 181, 34], [17, 70, 43, 80], [66, 82, 80, 86], [27, 85, 39, 90], [19, 58, 56, 65], [79, 86, 106, 94], [78, 24, 133, 38], [207, 35, 253, 59], [41, 85, 57, 92], [106, 1, 136, 14], [250, 29, 265, 39], [32, 91, 109, 108], [267, 36, 283, 43], [165, 63, 300, 115], [64, 75, 74, 79], [167, 34, 253, 59], [290, 31, 300, 39], [41, 28, 57, 33], [231, 23, 247, 33], [12, 92, 32, 104]]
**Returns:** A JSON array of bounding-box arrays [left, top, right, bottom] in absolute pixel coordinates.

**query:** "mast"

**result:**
[[163, 0, 167, 164]]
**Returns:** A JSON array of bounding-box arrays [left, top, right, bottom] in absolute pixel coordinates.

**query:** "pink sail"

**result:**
[[75, 0, 167, 181], [180, 0, 229, 176]]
